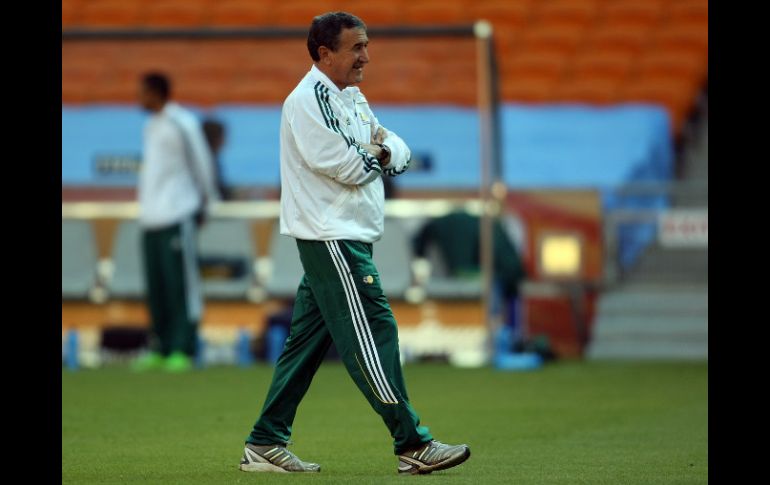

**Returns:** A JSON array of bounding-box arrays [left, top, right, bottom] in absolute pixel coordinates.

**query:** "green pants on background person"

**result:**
[[132, 218, 201, 372]]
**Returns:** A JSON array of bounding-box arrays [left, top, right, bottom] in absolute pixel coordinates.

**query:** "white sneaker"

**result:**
[[397, 440, 471, 475], [239, 443, 321, 473]]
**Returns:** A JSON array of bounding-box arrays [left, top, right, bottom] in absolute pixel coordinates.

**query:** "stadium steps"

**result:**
[[590, 110, 707, 359], [586, 283, 708, 360], [624, 246, 707, 285], [630, 106, 708, 283], [679, 117, 708, 186]]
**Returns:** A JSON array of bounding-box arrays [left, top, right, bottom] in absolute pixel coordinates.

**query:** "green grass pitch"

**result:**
[[62, 360, 707, 484]]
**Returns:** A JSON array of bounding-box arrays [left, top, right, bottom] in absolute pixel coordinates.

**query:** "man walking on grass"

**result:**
[[238, 12, 470, 475]]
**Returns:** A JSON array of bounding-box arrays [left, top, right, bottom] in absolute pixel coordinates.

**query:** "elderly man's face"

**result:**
[[324, 27, 370, 90]]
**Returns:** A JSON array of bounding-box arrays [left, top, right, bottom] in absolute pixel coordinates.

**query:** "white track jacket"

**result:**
[[139, 102, 219, 229], [279, 65, 411, 243]]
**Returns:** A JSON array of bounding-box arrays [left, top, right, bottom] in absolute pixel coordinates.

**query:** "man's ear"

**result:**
[[318, 46, 333, 65]]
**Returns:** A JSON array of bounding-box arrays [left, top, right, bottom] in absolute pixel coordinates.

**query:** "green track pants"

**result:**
[[247, 239, 433, 455], [141, 217, 201, 357]]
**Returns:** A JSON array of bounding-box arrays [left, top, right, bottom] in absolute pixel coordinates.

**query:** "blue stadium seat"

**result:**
[[62, 220, 99, 300], [373, 218, 414, 300], [197, 219, 258, 299], [107, 220, 145, 299], [263, 223, 304, 300]]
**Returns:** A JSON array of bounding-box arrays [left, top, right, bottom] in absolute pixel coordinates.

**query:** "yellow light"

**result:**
[[539, 233, 582, 278]]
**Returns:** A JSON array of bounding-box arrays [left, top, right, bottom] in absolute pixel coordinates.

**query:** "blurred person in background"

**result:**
[[238, 12, 470, 475], [413, 211, 527, 347], [202, 118, 234, 200], [131, 72, 220, 373]]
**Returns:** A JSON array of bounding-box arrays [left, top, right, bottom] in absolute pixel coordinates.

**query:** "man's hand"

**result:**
[[194, 198, 208, 228], [371, 126, 387, 145], [194, 208, 207, 228], [361, 143, 391, 167]]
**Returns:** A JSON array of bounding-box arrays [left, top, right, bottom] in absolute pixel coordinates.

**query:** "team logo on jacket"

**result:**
[[363, 275, 374, 284]]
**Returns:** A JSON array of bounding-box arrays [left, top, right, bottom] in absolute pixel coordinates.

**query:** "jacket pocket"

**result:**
[[321, 189, 353, 226]]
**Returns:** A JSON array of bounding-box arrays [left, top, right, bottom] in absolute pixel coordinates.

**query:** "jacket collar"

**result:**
[[310, 64, 356, 98], [153, 101, 179, 118]]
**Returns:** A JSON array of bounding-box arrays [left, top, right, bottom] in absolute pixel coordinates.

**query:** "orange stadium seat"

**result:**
[[375, 36, 474, 72], [337, 3, 402, 26], [598, 0, 664, 28], [592, 17, 661, 35], [530, 0, 601, 28], [663, 0, 708, 25], [62, 82, 92, 104], [365, 85, 420, 105], [62, 0, 84, 28], [142, 0, 209, 28], [78, 0, 142, 28], [491, 30, 521, 70], [62, 0, 709, 112], [273, 0, 338, 26], [87, 75, 141, 103], [222, 78, 292, 104], [367, 56, 434, 86], [208, 0, 274, 27], [238, 64, 310, 88], [174, 77, 232, 106], [62, 63, 109, 103], [107, 57, 191, 99], [233, 38, 308, 72], [368, 40, 417, 70], [566, 51, 633, 82], [649, 23, 708, 55], [466, 0, 533, 28], [633, 51, 707, 86], [429, 36, 477, 65], [62, 41, 128, 65], [372, 38, 475, 105], [503, 51, 567, 81], [435, 61, 479, 102], [227, 68, 299, 102], [581, 24, 652, 56], [178, 54, 237, 86], [503, 76, 558, 103], [513, 23, 588, 56], [62, 42, 127, 102], [62, 50, 112, 77], [652, 22, 708, 49], [366, 36, 477, 105], [425, 77, 478, 106], [465, 0, 531, 62], [551, 76, 622, 105], [110, 43, 195, 77], [402, 1, 466, 25]]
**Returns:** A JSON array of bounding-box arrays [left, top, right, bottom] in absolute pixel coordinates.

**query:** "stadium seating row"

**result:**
[[61, 104, 674, 190], [62, 0, 707, 30], [61, 0, 708, 135], [62, 218, 489, 303]]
